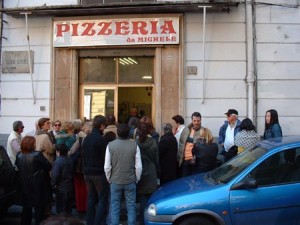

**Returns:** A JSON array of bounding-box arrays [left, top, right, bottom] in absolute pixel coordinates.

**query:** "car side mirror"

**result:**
[[231, 178, 258, 190]]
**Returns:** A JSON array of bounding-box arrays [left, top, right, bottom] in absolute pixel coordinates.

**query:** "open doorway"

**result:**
[[118, 87, 152, 124]]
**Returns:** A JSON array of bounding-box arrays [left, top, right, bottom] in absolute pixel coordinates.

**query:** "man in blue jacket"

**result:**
[[218, 109, 241, 158], [82, 115, 108, 225]]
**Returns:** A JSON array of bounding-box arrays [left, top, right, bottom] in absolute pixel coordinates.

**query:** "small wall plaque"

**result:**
[[2, 51, 34, 73]]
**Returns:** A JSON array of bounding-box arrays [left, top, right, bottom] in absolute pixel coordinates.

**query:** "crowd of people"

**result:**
[[5, 107, 283, 225]]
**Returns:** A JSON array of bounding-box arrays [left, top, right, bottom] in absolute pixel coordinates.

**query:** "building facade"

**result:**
[[0, 0, 299, 146]]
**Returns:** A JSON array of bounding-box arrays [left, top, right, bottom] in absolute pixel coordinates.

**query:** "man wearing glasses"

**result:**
[[218, 109, 241, 160], [6, 120, 24, 166], [49, 120, 62, 143]]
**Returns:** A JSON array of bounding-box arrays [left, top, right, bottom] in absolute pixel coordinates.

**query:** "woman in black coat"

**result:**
[[158, 123, 178, 185], [15, 136, 52, 225], [193, 127, 218, 174]]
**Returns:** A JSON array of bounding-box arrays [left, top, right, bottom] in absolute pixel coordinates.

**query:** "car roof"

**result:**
[[259, 136, 300, 151]]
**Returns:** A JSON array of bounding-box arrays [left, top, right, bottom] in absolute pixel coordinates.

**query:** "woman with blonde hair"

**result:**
[[192, 127, 218, 174]]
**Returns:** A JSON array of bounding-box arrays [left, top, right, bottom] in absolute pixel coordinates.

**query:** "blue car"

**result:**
[[145, 136, 300, 225]]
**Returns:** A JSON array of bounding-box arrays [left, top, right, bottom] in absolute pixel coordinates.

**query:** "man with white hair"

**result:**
[[6, 120, 24, 165], [218, 109, 241, 157]]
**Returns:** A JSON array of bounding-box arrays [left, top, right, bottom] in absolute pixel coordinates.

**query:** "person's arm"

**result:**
[[68, 139, 79, 156], [135, 145, 142, 183], [272, 124, 282, 138], [51, 160, 60, 189], [104, 145, 112, 183]]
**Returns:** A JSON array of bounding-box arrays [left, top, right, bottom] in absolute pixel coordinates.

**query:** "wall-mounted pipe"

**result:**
[[21, 12, 36, 104], [245, 0, 255, 121], [198, 5, 211, 104]]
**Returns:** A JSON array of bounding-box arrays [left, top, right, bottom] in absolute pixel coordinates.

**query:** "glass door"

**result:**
[[79, 49, 155, 122], [83, 88, 115, 121]]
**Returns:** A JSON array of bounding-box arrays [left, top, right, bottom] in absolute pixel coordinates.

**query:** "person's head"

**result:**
[[130, 107, 138, 117], [55, 143, 68, 156], [13, 120, 24, 134], [191, 112, 201, 130], [265, 109, 279, 126], [52, 120, 61, 132], [20, 136, 36, 154], [225, 109, 238, 124], [38, 117, 51, 131], [199, 127, 214, 144], [172, 115, 184, 130], [73, 119, 83, 134], [61, 121, 75, 134], [138, 122, 152, 143], [163, 123, 173, 135], [104, 131, 117, 142], [106, 114, 116, 126], [139, 116, 155, 131], [92, 115, 107, 131], [240, 118, 256, 131], [82, 121, 92, 134], [117, 124, 130, 138]]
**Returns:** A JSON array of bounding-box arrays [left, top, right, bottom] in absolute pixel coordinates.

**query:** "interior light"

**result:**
[[142, 76, 152, 79], [119, 58, 129, 65], [127, 57, 138, 64], [123, 58, 133, 64]]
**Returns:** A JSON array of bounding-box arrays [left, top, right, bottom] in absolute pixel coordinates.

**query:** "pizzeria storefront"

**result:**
[[53, 15, 183, 132]]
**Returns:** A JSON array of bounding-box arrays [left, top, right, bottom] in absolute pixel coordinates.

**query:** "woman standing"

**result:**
[[136, 122, 159, 225], [15, 136, 52, 225], [235, 118, 260, 153], [68, 121, 92, 212], [263, 109, 283, 140], [193, 128, 218, 174]]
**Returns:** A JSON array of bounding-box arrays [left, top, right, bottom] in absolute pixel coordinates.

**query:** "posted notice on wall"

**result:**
[[53, 17, 180, 47]]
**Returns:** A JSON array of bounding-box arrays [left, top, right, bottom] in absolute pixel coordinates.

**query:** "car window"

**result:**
[[209, 147, 267, 184], [248, 148, 300, 186]]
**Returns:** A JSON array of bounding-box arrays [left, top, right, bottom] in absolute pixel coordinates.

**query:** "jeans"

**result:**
[[110, 182, 136, 225], [85, 174, 109, 225], [137, 194, 151, 225]]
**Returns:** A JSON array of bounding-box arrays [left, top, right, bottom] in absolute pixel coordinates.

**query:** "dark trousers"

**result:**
[[55, 189, 73, 216], [21, 206, 44, 225], [85, 174, 109, 225]]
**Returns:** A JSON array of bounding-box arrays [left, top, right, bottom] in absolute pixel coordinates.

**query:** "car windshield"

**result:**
[[209, 146, 268, 184]]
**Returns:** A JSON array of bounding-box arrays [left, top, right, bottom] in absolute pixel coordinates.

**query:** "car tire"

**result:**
[[178, 215, 215, 225]]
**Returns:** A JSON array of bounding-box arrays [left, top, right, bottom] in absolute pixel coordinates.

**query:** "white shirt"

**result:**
[[174, 125, 185, 147], [224, 124, 235, 152]]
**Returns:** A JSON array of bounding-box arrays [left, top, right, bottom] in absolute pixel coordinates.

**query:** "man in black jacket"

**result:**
[[82, 115, 108, 225]]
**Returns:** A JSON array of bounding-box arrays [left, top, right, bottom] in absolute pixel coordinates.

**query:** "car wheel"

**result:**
[[178, 216, 215, 225]]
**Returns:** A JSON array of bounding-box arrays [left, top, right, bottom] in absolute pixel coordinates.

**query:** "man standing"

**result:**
[[6, 120, 24, 166], [178, 112, 203, 177], [82, 115, 109, 225], [218, 109, 241, 160], [158, 123, 178, 184], [104, 124, 142, 225]]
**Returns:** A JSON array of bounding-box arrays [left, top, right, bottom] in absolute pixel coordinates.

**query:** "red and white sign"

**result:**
[[53, 17, 179, 47]]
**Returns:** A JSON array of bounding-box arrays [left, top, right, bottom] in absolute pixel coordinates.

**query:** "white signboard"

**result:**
[[53, 17, 179, 47]]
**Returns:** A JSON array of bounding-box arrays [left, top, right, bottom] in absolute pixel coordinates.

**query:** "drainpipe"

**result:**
[[198, 5, 211, 104], [21, 12, 36, 104], [245, 0, 255, 121]]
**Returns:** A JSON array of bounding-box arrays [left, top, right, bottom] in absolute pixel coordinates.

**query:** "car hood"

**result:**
[[149, 173, 217, 204]]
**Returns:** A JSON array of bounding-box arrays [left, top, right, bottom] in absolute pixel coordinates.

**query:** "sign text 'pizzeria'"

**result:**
[[53, 17, 179, 47]]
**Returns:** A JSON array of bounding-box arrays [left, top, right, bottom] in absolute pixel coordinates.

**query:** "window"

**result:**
[[249, 148, 300, 186], [79, 56, 154, 84]]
